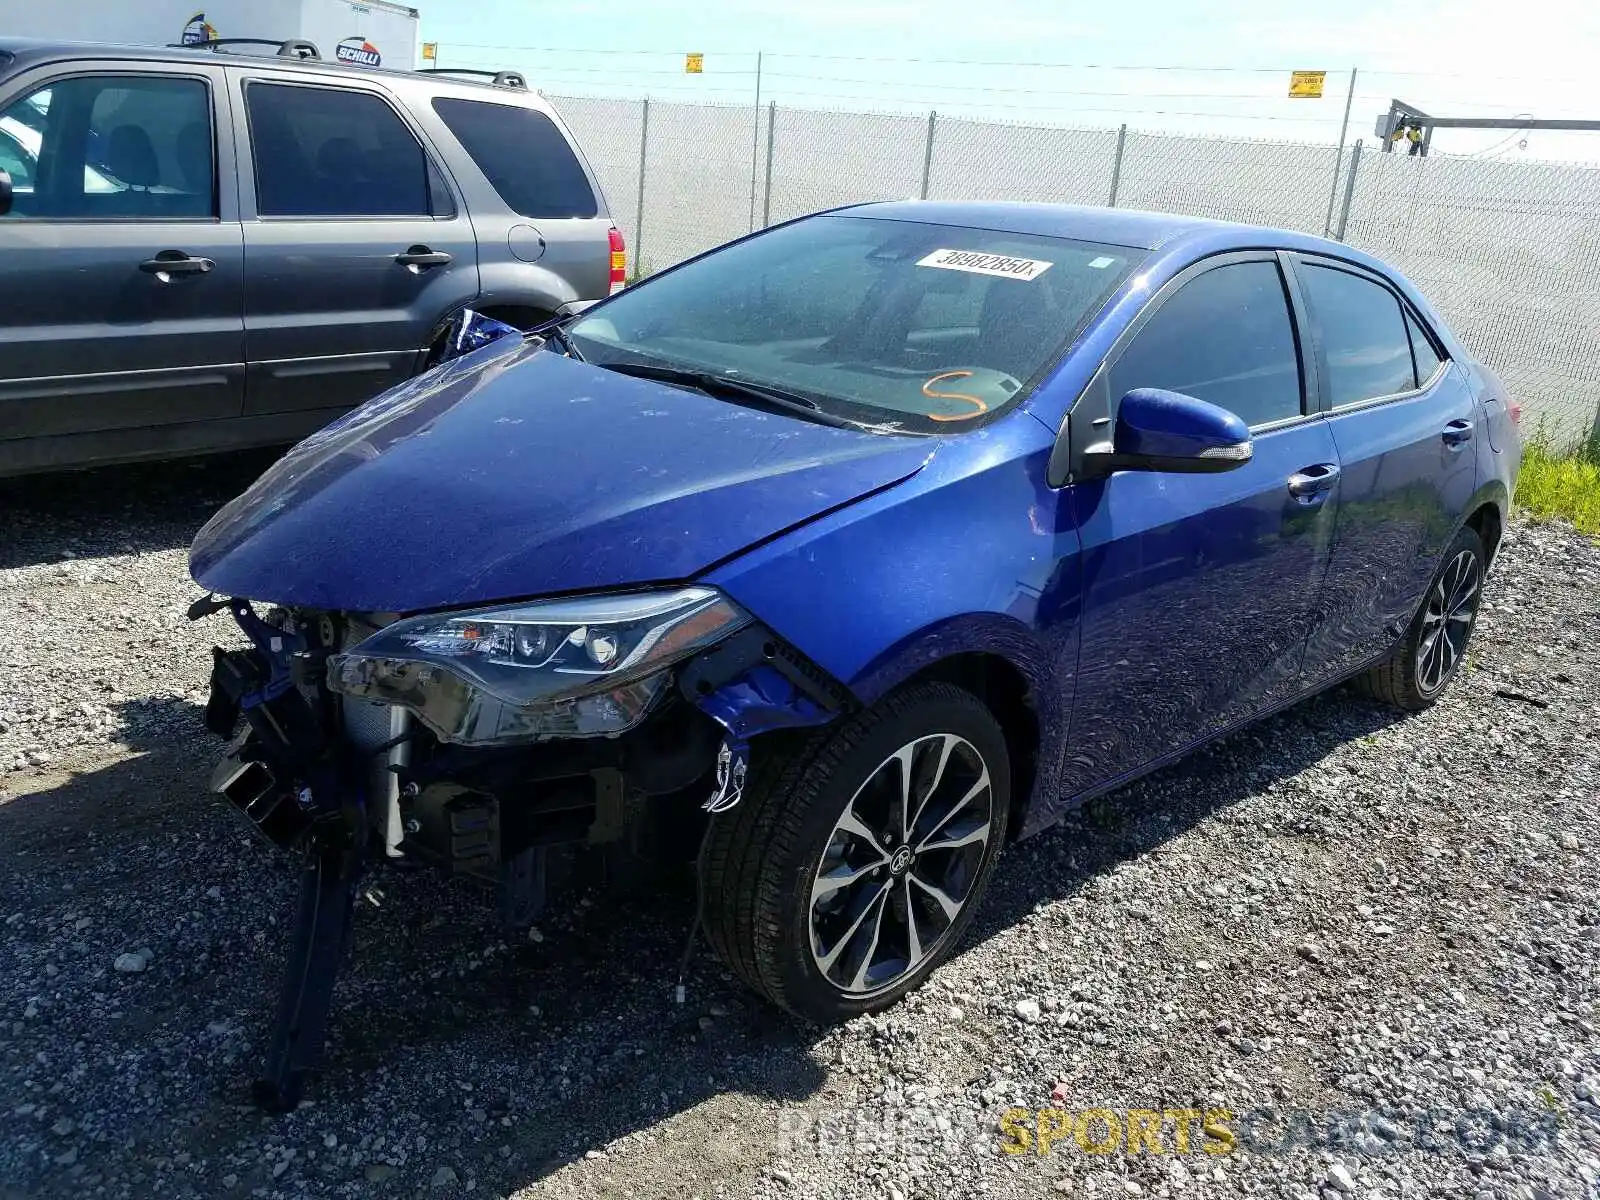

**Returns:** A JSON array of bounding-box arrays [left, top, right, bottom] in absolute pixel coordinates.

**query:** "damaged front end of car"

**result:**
[[191, 584, 847, 1112]]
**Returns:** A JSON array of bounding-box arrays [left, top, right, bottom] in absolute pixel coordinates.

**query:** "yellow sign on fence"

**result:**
[[1288, 70, 1326, 98], [421, 41, 437, 62], [685, 52, 704, 74]]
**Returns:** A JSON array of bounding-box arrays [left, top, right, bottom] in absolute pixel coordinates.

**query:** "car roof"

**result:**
[[0, 37, 527, 98], [840, 200, 1430, 315], [846, 199, 1351, 256]]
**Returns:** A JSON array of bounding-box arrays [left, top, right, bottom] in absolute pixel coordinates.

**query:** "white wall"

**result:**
[[0, 0, 417, 68]]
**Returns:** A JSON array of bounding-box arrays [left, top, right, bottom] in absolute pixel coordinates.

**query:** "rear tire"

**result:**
[[701, 682, 1010, 1023], [1356, 525, 1485, 711]]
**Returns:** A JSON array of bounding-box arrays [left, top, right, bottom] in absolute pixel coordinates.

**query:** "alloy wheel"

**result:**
[[1415, 548, 1482, 694], [808, 733, 996, 996]]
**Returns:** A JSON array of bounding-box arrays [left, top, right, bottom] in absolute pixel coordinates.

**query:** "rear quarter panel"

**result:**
[[395, 79, 613, 307], [1467, 359, 1523, 490]]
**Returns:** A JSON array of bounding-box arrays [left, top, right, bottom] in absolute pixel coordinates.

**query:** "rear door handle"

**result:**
[[139, 250, 215, 280], [1287, 462, 1341, 500], [1442, 418, 1474, 446], [395, 245, 452, 271]]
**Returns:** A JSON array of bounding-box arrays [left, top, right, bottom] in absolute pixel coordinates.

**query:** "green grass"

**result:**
[[1517, 433, 1600, 535]]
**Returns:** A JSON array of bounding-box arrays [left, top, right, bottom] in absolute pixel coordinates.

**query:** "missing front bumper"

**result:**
[[195, 596, 854, 1111]]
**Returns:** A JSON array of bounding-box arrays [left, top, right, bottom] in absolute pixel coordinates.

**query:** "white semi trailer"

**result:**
[[0, 0, 420, 69]]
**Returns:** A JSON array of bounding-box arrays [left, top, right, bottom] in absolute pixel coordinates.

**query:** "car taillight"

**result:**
[[608, 227, 626, 295], [1507, 398, 1523, 428]]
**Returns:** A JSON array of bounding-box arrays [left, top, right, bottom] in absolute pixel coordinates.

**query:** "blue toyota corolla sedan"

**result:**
[[187, 202, 1520, 1108]]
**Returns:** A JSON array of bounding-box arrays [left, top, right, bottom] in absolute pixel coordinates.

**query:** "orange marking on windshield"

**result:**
[[922, 371, 989, 422]]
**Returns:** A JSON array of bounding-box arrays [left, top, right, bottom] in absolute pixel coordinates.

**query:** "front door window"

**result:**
[[0, 75, 214, 220]]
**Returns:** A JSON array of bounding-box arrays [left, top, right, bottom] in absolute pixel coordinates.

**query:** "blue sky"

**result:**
[[418, 0, 1600, 161]]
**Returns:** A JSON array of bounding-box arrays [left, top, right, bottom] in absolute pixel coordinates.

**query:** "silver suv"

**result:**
[[0, 38, 624, 476]]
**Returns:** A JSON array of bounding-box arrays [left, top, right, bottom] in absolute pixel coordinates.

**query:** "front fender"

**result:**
[[849, 611, 1050, 710], [849, 611, 1071, 839], [703, 416, 1078, 836]]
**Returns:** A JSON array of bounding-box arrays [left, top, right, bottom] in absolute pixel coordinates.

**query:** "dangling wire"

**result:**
[[675, 814, 717, 1004]]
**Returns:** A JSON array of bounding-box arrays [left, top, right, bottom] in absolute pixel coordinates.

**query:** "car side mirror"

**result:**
[[1085, 387, 1252, 476], [0, 169, 12, 217]]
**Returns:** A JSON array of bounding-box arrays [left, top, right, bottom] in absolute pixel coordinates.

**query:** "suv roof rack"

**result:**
[[416, 67, 528, 90], [168, 37, 321, 60]]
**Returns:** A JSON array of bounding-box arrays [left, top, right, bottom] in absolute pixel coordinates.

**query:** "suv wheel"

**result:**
[[701, 682, 1009, 1022], [1357, 524, 1486, 711]]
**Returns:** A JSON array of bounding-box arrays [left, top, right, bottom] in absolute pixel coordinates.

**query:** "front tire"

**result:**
[[1357, 524, 1486, 710], [701, 682, 1010, 1023]]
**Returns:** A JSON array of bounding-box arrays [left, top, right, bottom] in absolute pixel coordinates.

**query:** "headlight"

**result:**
[[327, 587, 749, 746]]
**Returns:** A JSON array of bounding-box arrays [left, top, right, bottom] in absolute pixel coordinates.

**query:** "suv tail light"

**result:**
[[1507, 398, 1523, 428], [608, 227, 627, 295]]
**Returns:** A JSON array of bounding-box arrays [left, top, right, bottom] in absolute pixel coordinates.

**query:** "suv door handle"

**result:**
[[1442, 418, 1474, 446], [1287, 462, 1341, 500], [396, 245, 452, 271], [139, 250, 215, 280]]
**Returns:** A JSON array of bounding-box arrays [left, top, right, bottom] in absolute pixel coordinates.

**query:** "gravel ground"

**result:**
[[2, 457, 1598, 1200]]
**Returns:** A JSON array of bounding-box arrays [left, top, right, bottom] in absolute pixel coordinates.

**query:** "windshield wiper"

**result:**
[[530, 320, 584, 362], [595, 361, 869, 429]]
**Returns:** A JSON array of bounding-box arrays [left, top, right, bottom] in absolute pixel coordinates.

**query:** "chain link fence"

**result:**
[[1116, 130, 1339, 232], [766, 107, 926, 227], [927, 119, 1119, 206], [553, 94, 1600, 451], [1343, 149, 1600, 450]]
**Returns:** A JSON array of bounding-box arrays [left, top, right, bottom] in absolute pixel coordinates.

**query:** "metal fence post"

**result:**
[[633, 97, 649, 275], [1322, 68, 1357, 236], [747, 51, 763, 232], [1334, 139, 1362, 242], [762, 101, 776, 227], [920, 111, 937, 199], [1108, 124, 1127, 206]]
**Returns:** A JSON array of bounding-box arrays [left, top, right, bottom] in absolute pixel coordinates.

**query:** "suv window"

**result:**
[[246, 82, 444, 218], [1299, 263, 1416, 406], [0, 126, 31, 189], [1407, 309, 1444, 384], [431, 98, 597, 219], [1108, 260, 1302, 427], [0, 76, 214, 219]]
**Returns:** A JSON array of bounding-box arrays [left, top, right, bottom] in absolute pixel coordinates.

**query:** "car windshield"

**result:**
[[568, 215, 1143, 433]]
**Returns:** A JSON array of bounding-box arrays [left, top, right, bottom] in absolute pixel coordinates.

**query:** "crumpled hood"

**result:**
[[190, 341, 933, 613]]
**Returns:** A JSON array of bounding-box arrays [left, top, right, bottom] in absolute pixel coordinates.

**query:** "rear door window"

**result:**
[[1407, 309, 1444, 384], [1108, 260, 1303, 428], [0, 75, 215, 219], [246, 82, 446, 217], [431, 97, 597, 219], [1298, 263, 1417, 405]]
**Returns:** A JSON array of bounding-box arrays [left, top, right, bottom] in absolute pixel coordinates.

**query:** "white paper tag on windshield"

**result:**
[[917, 248, 1054, 281]]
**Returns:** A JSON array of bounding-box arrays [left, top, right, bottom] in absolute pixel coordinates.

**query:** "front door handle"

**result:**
[[1287, 462, 1341, 500], [395, 245, 452, 271], [139, 250, 215, 280], [1442, 418, 1474, 446]]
